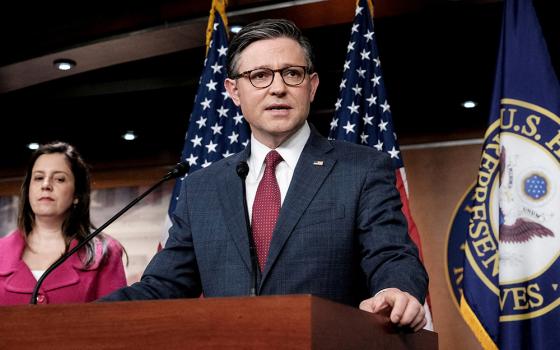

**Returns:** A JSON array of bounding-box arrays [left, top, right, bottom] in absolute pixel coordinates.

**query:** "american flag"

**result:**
[[161, 1, 250, 247], [328, 0, 433, 330]]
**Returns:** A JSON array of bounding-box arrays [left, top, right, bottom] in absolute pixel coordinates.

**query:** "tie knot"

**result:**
[[265, 150, 283, 170]]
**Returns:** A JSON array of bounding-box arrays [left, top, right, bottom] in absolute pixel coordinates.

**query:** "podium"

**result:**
[[0, 295, 437, 349]]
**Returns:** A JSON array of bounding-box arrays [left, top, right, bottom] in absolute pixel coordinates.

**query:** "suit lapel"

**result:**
[[39, 262, 80, 292], [3, 260, 42, 293], [216, 149, 253, 271], [1, 231, 80, 293], [261, 130, 335, 284], [4, 262, 80, 293]]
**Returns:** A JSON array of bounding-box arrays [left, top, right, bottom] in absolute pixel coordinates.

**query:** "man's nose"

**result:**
[[269, 71, 288, 94]]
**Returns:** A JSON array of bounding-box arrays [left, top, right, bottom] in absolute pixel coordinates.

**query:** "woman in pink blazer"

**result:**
[[0, 141, 126, 305]]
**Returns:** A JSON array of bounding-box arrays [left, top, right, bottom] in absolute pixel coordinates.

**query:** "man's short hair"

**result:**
[[227, 18, 315, 77]]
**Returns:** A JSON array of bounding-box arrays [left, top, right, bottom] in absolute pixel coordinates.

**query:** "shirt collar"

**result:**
[[248, 122, 310, 179]]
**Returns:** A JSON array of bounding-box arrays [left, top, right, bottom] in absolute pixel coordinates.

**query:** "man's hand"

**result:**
[[359, 288, 427, 332]]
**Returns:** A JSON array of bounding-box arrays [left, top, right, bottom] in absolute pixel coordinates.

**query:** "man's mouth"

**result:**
[[266, 104, 291, 111]]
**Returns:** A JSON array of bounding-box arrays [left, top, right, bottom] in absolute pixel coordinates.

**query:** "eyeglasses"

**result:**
[[231, 66, 311, 88]]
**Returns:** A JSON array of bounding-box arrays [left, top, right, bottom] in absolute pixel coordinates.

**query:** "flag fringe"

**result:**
[[360, 0, 374, 18], [206, 0, 229, 52], [460, 295, 498, 350]]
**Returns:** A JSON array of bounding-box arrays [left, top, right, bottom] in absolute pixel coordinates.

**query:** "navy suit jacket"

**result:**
[[103, 128, 428, 306]]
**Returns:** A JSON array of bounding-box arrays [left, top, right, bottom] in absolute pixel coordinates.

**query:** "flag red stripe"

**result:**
[[395, 168, 432, 311]]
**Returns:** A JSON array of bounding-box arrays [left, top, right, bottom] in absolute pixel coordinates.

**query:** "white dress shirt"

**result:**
[[246, 122, 310, 223]]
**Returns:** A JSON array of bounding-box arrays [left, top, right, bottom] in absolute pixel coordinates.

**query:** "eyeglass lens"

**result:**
[[248, 67, 306, 88]]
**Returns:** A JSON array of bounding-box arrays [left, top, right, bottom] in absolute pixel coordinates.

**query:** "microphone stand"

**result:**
[[236, 161, 259, 296], [30, 162, 189, 304]]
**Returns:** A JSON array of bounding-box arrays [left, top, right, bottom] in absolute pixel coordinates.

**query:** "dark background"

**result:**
[[0, 0, 558, 173]]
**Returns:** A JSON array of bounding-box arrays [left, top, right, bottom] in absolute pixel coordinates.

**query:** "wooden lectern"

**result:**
[[0, 295, 437, 349]]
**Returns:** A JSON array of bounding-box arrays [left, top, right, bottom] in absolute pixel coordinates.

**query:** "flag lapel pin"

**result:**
[[313, 160, 324, 166]]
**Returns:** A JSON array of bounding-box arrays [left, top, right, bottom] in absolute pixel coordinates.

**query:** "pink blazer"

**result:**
[[0, 230, 127, 305]]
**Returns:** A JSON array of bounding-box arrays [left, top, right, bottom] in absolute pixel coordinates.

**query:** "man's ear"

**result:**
[[224, 78, 241, 107], [308, 72, 320, 103]]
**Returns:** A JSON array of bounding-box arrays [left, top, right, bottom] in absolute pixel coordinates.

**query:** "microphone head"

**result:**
[[165, 161, 190, 180], [173, 161, 190, 177], [236, 161, 249, 179]]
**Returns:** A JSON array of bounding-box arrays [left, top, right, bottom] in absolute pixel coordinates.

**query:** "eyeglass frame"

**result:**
[[230, 65, 313, 88]]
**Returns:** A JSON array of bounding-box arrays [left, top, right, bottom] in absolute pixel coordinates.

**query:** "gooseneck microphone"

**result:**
[[30, 161, 190, 304], [236, 161, 259, 296]]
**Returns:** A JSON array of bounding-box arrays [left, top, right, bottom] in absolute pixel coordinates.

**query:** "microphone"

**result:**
[[236, 161, 259, 296], [30, 161, 190, 304], [163, 161, 190, 181]]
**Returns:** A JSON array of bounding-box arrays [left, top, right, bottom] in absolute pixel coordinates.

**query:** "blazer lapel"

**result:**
[[261, 130, 336, 284], [2, 234, 80, 293], [3, 260, 40, 294], [39, 261, 80, 292], [8, 260, 80, 294], [216, 149, 254, 271], [0, 231, 43, 294], [40, 239, 102, 292]]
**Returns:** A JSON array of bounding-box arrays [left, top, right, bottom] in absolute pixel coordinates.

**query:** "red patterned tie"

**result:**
[[252, 150, 283, 271]]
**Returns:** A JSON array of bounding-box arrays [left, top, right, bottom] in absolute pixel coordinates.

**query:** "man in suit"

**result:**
[[102, 19, 428, 331]]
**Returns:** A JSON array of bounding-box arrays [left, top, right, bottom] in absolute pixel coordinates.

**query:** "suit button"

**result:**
[[37, 294, 47, 304]]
